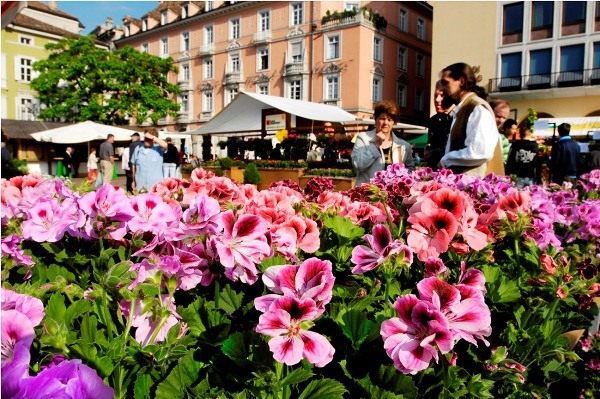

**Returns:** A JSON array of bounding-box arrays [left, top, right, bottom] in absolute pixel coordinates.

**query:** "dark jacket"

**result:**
[[424, 112, 452, 169], [506, 139, 540, 181], [163, 143, 180, 165], [550, 137, 580, 179]]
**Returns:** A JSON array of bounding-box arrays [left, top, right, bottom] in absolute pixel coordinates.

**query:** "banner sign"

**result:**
[[265, 114, 286, 131]]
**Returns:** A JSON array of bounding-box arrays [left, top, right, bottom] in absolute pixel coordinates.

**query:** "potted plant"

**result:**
[[243, 162, 261, 186], [253, 160, 308, 190]]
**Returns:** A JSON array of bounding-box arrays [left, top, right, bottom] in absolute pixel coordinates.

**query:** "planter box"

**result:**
[[201, 166, 245, 184], [299, 176, 356, 192], [257, 168, 305, 191]]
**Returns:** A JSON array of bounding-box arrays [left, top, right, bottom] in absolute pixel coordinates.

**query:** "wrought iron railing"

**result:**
[[488, 68, 600, 93]]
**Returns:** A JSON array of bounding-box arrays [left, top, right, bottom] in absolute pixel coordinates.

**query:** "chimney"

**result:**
[[106, 16, 113, 28], [48, 1, 57, 10]]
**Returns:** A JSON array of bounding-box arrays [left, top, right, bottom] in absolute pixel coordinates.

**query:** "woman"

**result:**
[[87, 148, 99, 184], [351, 100, 414, 186]]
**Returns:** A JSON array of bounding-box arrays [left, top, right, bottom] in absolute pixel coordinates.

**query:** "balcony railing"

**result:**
[[224, 71, 242, 85], [178, 79, 190, 91], [488, 68, 600, 93], [253, 30, 271, 44], [176, 111, 190, 123], [284, 61, 305, 76], [199, 43, 214, 55], [322, 99, 340, 107], [321, 13, 365, 30]]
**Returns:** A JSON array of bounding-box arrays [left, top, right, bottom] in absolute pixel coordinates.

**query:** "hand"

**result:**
[[144, 132, 155, 141], [375, 131, 391, 149]]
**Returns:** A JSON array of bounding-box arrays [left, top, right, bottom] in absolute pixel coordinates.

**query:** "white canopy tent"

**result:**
[[188, 91, 358, 136], [30, 120, 137, 143], [533, 117, 600, 137]]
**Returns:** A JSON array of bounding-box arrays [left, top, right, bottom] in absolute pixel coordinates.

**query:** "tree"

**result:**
[[31, 36, 180, 125]]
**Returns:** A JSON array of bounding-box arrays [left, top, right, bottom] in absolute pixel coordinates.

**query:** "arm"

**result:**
[[401, 142, 415, 171], [440, 106, 497, 168], [145, 132, 168, 150], [351, 132, 381, 173]]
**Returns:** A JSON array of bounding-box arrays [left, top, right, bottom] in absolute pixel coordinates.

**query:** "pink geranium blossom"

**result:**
[[1, 289, 45, 326], [181, 194, 222, 237], [406, 209, 458, 261], [21, 197, 72, 242], [119, 296, 181, 347], [351, 224, 413, 274], [127, 193, 180, 235], [255, 297, 334, 367]]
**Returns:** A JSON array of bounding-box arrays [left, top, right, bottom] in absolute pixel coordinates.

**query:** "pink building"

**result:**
[[116, 1, 432, 146]]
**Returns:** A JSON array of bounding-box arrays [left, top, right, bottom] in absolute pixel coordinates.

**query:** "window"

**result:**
[[563, 1, 586, 24], [503, 2, 524, 34], [529, 49, 552, 75], [594, 42, 600, 70], [372, 77, 382, 102], [203, 58, 213, 79], [181, 64, 190, 81], [326, 34, 340, 60], [206, 1, 213, 11], [373, 36, 383, 62], [258, 83, 269, 95], [289, 80, 301, 99], [258, 47, 269, 70], [160, 38, 168, 57], [325, 76, 339, 100], [125, 25, 130, 36], [416, 54, 425, 77], [560, 44, 585, 72], [19, 97, 35, 121], [230, 18, 240, 39], [1, 54, 7, 89], [205, 25, 214, 44], [142, 19, 147, 31], [203, 91, 213, 111], [417, 18, 425, 40], [291, 3, 303, 25], [226, 87, 238, 105], [19, 36, 32, 45], [259, 10, 270, 31], [181, 31, 190, 51], [398, 46, 407, 70], [230, 53, 240, 72], [19, 58, 33, 82], [179, 93, 189, 112], [290, 41, 303, 62], [161, 10, 167, 25], [396, 84, 407, 107], [399, 8, 407, 32], [345, 2, 359, 12], [182, 5, 188, 18], [415, 89, 424, 111], [141, 42, 148, 53], [500, 52, 522, 88], [532, 2, 553, 29]]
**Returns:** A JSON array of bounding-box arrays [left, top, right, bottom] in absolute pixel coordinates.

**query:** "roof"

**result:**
[[1, 119, 73, 140], [534, 117, 600, 137], [10, 13, 81, 39], [188, 92, 358, 136], [26, 1, 82, 25]]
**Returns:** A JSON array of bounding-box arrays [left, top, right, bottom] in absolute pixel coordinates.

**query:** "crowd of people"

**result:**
[[352, 61, 597, 189]]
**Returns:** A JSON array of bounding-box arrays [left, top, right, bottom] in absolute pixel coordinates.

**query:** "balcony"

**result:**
[[488, 68, 600, 93], [200, 111, 213, 121], [176, 111, 191, 124], [253, 30, 271, 44], [178, 79, 190, 91], [322, 99, 340, 107], [224, 71, 242, 85], [284, 61, 306, 76], [199, 43, 214, 55]]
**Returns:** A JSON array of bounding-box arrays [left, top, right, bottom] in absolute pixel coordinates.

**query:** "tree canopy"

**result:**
[[31, 36, 180, 125]]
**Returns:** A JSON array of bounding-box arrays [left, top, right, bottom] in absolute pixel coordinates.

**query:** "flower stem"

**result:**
[[214, 278, 220, 309]]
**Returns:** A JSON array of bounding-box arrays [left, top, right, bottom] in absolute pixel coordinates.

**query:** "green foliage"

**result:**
[[218, 157, 234, 169], [31, 36, 180, 124], [304, 168, 356, 178], [243, 163, 262, 185], [253, 160, 308, 169]]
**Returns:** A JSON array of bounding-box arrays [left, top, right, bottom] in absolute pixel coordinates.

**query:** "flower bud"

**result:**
[[540, 254, 557, 275]]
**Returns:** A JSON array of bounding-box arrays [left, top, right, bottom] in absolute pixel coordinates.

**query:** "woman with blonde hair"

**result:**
[[87, 148, 99, 184]]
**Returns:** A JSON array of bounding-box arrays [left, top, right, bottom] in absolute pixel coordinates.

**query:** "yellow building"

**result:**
[[430, 1, 600, 127]]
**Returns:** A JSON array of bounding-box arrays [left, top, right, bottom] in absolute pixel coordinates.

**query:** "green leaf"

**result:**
[[218, 285, 244, 314], [46, 293, 67, 321], [104, 260, 133, 288], [178, 298, 207, 337], [134, 374, 153, 399], [323, 215, 364, 241], [90, 356, 114, 378], [155, 350, 205, 399], [298, 378, 347, 399], [482, 265, 521, 303], [366, 385, 405, 399], [64, 300, 92, 329], [339, 308, 379, 349], [280, 368, 314, 387], [221, 332, 247, 360], [375, 365, 418, 398]]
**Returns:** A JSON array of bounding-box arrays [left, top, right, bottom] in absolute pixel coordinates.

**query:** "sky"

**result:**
[[52, 1, 158, 34]]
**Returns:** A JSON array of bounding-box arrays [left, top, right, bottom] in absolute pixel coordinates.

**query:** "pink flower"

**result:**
[[424, 258, 448, 279], [540, 254, 558, 275], [255, 297, 334, 367], [119, 296, 181, 347], [556, 286, 567, 299], [215, 211, 272, 284], [1, 235, 35, 277], [78, 184, 135, 240], [128, 193, 180, 235], [21, 197, 72, 242], [381, 295, 454, 375], [341, 201, 387, 226], [1, 289, 45, 326], [351, 224, 413, 274], [406, 209, 458, 262], [274, 216, 320, 254], [181, 194, 221, 236], [1, 339, 31, 398], [1, 309, 36, 365]]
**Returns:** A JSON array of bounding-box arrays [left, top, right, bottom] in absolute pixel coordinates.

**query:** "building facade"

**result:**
[[115, 1, 433, 137], [430, 1, 600, 125], [1, 1, 85, 121]]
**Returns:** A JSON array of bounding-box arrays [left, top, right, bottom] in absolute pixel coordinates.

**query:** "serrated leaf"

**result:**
[[155, 350, 205, 399], [323, 215, 364, 240], [134, 373, 153, 399], [339, 308, 379, 349], [482, 265, 521, 303], [221, 332, 247, 359], [367, 385, 405, 399], [104, 260, 133, 287], [375, 365, 418, 398], [46, 293, 67, 321], [218, 285, 244, 314], [90, 356, 114, 378], [64, 300, 92, 329], [298, 378, 347, 399], [178, 298, 207, 337], [280, 368, 314, 387]]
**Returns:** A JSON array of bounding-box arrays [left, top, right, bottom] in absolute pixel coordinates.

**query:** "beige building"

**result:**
[[430, 1, 600, 127], [115, 1, 433, 141]]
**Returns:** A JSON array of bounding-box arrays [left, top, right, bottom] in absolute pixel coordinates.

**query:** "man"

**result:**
[[501, 118, 518, 163], [490, 99, 511, 130], [99, 134, 115, 184], [131, 129, 168, 192], [506, 125, 540, 189], [162, 137, 180, 178], [64, 146, 75, 178], [128, 132, 143, 192], [550, 123, 580, 185], [424, 80, 454, 170], [438, 62, 504, 177], [121, 146, 131, 193]]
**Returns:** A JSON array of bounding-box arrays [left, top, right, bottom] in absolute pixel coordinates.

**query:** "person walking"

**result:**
[[550, 123, 581, 185], [500, 118, 518, 163], [438, 62, 504, 177], [162, 137, 180, 178], [506, 125, 540, 189], [99, 134, 116, 184], [87, 148, 99, 184], [352, 100, 415, 186], [424, 80, 454, 170], [64, 146, 75, 178], [121, 146, 132, 193], [131, 130, 168, 192]]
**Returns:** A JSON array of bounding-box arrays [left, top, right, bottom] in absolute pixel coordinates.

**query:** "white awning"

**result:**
[[188, 91, 357, 135], [534, 117, 600, 137]]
